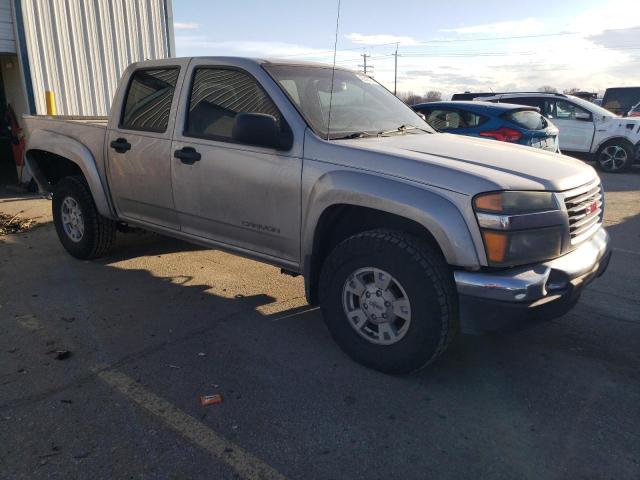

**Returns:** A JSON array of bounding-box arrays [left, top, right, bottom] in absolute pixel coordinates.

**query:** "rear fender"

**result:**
[[25, 129, 114, 218]]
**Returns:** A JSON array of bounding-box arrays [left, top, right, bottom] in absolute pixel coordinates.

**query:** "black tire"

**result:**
[[595, 140, 633, 173], [52, 176, 116, 259], [319, 229, 459, 374]]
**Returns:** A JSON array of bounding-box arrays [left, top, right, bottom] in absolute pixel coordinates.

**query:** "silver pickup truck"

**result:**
[[24, 57, 611, 374]]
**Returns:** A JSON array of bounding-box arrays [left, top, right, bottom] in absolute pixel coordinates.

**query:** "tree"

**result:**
[[538, 85, 558, 93], [563, 87, 581, 94], [424, 91, 442, 102], [399, 91, 424, 105]]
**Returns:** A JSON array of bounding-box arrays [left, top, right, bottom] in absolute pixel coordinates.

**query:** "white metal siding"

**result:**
[[19, 0, 171, 115], [0, 0, 16, 53]]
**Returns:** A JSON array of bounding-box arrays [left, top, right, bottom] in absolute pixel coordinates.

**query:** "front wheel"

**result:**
[[52, 176, 116, 259], [319, 229, 459, 374], [595, 141, 633, 172]]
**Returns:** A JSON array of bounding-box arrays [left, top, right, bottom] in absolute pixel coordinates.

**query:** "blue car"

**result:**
[[412, 101, 560, 152]]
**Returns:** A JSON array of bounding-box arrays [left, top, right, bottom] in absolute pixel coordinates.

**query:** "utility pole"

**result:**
[[393, 43, 399, 96], [359, 53, 372, 75]]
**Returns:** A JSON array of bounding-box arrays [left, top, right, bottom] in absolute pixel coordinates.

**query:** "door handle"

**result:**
[[110, 137, 131, 153], [174, 147, 201, 164]]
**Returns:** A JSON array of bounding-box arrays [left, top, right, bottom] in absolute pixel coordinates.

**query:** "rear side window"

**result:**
[[504, 110, 548, 130], [185, 68, 281, 141], [120, 68, 179, 133], [426, 109, 487, 131]]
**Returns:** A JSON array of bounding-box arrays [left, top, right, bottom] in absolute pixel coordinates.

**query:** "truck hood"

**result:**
[[332, 132, 598, 194]]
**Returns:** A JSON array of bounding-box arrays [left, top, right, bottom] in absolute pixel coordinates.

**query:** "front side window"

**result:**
[[554, 100, 591, 120], [265, 65, 434, 139], [185, 68, 281, 140], [120, 68, 179, 132]]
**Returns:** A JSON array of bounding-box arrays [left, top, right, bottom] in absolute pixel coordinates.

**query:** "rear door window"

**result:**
[[426, 109, 486, 130], [120, 68, 180, 133]]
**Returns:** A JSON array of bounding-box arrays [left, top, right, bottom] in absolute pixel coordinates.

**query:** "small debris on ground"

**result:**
[[199, 394, 223, 406], [55, 350, 72, 360], [167, 364, 181, 369], [0, 212, 37, 235], [197, 352, 206, 357]]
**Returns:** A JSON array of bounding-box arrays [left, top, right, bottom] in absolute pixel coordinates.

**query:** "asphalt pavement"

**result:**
[[1, 168, 639, 480]]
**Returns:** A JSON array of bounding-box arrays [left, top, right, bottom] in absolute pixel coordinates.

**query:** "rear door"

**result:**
[[106, 60, 188, 229], [170, 62, 302, 262]]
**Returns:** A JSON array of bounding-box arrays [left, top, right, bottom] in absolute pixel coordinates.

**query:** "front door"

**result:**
[[546, 99, 595, 152], [106, 66, 183, 229], [171, 66, 301, 262]]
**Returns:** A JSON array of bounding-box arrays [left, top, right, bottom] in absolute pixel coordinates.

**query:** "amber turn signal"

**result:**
[[481, 230, 508, 263], [474, 193, 503, 212]]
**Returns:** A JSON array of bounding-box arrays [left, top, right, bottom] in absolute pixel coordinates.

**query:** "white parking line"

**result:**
[[96, 367, 288, 480]]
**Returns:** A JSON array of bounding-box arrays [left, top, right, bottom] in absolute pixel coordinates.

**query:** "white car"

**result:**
[[480, 93, 640, 172]]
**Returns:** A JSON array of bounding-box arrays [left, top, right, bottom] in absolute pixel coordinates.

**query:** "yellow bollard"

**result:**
[[45, 90, 56, 115]]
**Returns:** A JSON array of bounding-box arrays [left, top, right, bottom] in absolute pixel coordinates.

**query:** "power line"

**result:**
[[276, 26, 640, 59]]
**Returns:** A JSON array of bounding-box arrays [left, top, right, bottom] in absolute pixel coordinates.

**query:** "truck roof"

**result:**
[[132, 56, 350, 70]]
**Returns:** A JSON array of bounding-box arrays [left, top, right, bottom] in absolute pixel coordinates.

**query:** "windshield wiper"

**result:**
[[331, 131, 379, 140], [378, 124, 432, 136]]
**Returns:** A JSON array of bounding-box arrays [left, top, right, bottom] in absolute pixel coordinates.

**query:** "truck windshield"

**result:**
[[570, 95, 618, 118], [265, 65, 434, 139]]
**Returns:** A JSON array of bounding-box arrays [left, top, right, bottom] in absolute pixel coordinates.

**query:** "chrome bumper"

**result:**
[[454, 227, 611, 304]]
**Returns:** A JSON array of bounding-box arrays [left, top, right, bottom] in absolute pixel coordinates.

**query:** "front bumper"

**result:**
[[454, 227, 611, 332]]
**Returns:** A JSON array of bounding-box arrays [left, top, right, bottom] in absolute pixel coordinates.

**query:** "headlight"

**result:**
[[473, 191, 562, 267]]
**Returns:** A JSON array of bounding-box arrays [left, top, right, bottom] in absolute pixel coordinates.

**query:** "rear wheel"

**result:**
[[319, 229, 459, 374], [595, 140, 633, 172], [52, 176, 116, 259]]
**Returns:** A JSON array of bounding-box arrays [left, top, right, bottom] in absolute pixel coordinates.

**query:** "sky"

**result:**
[[172, 0, 640, 99]]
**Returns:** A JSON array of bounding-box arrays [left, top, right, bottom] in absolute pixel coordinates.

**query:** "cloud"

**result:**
[[174, 22, 199, 30], [175, 37, 345, 59], [441, 17, 543, 35], [344, 33, 420, 46]]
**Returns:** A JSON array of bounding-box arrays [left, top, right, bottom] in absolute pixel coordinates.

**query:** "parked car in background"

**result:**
[[628, 101, 640, 117], [412, 101, 559, 152], [602, 87, 640, 116], [480, 92, 640, 172]]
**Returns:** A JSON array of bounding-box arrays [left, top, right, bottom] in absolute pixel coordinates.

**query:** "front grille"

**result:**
[[564, 183, 603, 243]]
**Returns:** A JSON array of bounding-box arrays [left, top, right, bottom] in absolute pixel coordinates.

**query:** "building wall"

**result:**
[[18, 0, 173, 115], [0, 0, 16, 53]]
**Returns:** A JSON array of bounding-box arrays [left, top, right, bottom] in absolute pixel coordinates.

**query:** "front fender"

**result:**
[[302, 169, 481, 268], [25, 129, 113, 218]]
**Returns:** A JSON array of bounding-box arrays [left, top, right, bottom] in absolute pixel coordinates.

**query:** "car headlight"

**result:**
[[473, 191, 563, 267]]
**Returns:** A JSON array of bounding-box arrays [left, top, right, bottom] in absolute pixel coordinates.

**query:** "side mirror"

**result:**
[[575, 111, 592, 121], [232, 113, 292, 150], [416, 112, 427, 121]]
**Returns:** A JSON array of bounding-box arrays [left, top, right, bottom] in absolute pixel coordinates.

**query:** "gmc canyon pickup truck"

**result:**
[[24, 57, 611, 374]]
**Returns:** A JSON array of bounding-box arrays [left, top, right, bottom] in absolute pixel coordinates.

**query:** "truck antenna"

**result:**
[[326, 0, 341, 141]]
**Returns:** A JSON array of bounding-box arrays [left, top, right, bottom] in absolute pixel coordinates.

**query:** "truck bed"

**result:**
[[23, 115, 108, 181]]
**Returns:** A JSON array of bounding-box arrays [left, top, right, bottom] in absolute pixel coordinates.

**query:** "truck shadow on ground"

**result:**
[[87, 228, 637, 387]]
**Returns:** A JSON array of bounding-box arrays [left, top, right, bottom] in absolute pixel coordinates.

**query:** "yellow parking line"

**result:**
[[96, 368, 288, 480]]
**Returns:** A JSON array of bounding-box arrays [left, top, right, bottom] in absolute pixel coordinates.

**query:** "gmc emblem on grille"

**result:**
[[585, 202, 598, 215]]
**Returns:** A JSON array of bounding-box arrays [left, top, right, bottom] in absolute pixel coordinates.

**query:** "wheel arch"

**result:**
[[593, 135, 635, 154], [302, 171, 480, 304], [25, 130, 114, 218]]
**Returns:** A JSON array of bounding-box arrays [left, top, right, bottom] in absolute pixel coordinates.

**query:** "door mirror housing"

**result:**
[[575, 111, 593, 122], [232, 113, 292, 150]]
